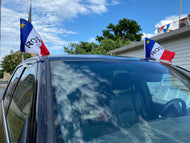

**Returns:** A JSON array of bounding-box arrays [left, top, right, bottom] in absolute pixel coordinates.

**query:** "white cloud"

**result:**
[[0, 7, 74, 60], [141, 33, 155, 40], [154, 14, 187, 34], [155, 14, 187, 28], [87, 0, 107, 5], [3, 0, 119, 21], [1, 7, 25, 59], [0, 0, 119, 62], [110, 0, 120, 5], [87, 4, 107, 14], [88, 37, 96, 43], [32, 0, 118, 20]]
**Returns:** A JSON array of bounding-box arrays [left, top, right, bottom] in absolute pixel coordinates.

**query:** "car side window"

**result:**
[[3, 66, 24, 114], [6, 64, 36, 142]]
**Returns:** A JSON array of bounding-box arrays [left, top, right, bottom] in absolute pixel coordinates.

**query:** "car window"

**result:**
[[51, 60, 190, 143], [147, 70, 190, 107], [6, 64, 36, 142], [3, 66, 24, 114]]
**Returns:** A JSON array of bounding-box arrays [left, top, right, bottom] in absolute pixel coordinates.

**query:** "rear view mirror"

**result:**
[[0, 88, 6, 100]]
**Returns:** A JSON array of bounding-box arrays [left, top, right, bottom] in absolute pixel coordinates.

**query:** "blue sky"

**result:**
[[1, 0, 190, 60]]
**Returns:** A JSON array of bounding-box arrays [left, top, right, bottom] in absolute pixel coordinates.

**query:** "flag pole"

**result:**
[[22, 0, 32, 64], [179, 0, 182, 28], [28, 0, 32, 23]]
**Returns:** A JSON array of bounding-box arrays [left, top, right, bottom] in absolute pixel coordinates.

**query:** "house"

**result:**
[[109, 23, 190, 70]]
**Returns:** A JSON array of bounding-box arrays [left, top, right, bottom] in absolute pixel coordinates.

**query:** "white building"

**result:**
[[109, 25, 190, 70]]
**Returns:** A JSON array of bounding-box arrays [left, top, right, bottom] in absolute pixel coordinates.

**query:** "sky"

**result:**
[[0, 0, 190, 61]]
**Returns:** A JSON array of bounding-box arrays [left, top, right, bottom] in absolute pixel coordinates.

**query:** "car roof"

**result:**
[[21, 55, 176, 69], [25, 55, 141, 62]]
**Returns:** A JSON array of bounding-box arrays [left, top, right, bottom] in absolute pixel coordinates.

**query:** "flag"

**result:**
[[20, 18, 50, 55], [144, 38, 175, 62], [159, 24, 170, 33]]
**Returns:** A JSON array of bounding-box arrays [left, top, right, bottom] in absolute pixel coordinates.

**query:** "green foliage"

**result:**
[[64, 40, 113, 55], [100, 37, 131, 50], [99, 38, 116, 52], [1, 52, 32, 74], [64, 38, 132, 55], [63, 39, 132, 55], [64, 42, 99, 54], [64, 17, 141, 55], [96, 18, 143, 43]]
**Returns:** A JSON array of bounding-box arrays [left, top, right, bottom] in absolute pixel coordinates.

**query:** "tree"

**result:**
[[100, 37, 131, 50], [64, 38, 131, 55], [64, 18, 142, 55], [1, 51, 32, 74], [64, 41, 113, 55], [64, 42, 99, 55], [0, 70, 3, 78], [96, 18, 143, 43]]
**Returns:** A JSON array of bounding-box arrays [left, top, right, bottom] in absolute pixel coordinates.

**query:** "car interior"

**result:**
[[81, 72, 188, 141], [52, 61, 189, 142]]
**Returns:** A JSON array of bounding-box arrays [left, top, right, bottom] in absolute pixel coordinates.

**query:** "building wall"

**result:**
[[0, 72, 11, 81], [115, 33, 190, 70], [116, 47, 144, 58], [163, 34, 190, 70]]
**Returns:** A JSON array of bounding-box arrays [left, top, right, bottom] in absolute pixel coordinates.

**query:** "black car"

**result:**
[[1, 55, 190, 143]]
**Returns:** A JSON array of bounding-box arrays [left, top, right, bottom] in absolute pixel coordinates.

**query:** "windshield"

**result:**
[[50, 60, 190, 143]]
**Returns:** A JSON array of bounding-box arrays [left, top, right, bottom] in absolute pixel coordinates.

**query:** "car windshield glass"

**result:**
[[50, 60, 190, 143]]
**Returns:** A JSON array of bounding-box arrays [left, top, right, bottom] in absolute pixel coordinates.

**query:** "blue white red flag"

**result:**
[[20, 18, 50, 55], [144, 38, 175, 62]]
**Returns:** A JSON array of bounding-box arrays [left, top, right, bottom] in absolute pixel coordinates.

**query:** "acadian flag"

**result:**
[[20, 18, 50, 55], [144, 38, 175, 62]]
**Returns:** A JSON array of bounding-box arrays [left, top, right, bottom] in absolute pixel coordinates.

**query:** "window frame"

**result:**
[[2, 60, 38, 143], [5, 67, 26, 117], [1, 65, 25, 143]]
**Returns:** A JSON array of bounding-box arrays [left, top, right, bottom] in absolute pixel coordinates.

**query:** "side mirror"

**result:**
[[0, 88, 6, 100]]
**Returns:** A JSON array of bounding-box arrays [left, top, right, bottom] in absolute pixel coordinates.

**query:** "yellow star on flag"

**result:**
[[20, 22, 25, 28], [146, 40, 150, 44]]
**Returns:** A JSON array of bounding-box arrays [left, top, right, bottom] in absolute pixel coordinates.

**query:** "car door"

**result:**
[[0, 62, 37, 143]]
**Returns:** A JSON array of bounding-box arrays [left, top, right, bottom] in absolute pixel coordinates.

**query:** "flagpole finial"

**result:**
[[28, 0, 32, 23]]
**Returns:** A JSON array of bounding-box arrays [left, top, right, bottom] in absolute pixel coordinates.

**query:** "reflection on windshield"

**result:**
[[148, 71, 190, 107], [51, 60, 190, 143]]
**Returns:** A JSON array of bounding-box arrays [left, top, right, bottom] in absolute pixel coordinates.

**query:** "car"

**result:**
[[1, 55, 190, 143]]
